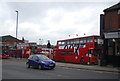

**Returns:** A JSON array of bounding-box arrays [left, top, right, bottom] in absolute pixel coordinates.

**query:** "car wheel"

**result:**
[[80, 58, 84, 64], [26, 62, 30, 68], [38, 64, 43, 70]]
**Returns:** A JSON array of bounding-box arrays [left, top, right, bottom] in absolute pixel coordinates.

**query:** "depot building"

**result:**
[[100, 2, 120, 66]]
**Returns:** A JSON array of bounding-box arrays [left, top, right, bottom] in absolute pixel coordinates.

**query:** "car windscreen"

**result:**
[[38, 55, 50, 60]]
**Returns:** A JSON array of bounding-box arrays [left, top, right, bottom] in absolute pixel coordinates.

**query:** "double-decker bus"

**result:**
[[53, 35, 103, 64], [37, 45, 53, 58], [8, 44, 16, 57], [0, 42, 10, 59], [17, 42, 38, 58]]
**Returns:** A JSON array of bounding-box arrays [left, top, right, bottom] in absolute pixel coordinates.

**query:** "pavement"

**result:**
[[56, 62, 120, 73], [5, 57, 120, 73]]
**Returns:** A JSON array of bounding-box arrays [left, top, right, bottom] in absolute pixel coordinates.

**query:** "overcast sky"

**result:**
[[0, 0, 119, 45]]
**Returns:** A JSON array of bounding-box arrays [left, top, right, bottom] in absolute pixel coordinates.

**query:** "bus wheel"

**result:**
[[80, 58, 84, 64]]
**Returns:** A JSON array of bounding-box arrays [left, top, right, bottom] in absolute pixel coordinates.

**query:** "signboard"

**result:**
[[104, 32, 120, 38]]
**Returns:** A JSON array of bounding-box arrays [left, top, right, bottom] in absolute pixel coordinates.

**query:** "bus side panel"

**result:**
[[78, 48, 89, 63], [53, 49, 61, 61]]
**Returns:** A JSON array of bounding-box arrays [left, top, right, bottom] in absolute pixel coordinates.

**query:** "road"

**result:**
[[2, 58, 119, 79]]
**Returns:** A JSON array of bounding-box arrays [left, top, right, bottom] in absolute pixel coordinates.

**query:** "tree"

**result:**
[[47, 40, 51, 48], [22, 37, 24, 42]]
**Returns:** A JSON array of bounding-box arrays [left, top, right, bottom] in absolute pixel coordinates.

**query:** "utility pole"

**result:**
[[16, 10, 18, 41], [16, 10, 18, 49]]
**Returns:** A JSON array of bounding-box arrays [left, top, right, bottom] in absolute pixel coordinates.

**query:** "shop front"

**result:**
[[104, 30, 120, 67]]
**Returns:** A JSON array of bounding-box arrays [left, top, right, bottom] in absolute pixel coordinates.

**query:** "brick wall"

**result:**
[[104, 10, 120, 31], [1, 35, 24, 45]]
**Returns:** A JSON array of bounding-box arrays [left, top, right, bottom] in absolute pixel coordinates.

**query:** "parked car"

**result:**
[[26, 54, 55, 70]]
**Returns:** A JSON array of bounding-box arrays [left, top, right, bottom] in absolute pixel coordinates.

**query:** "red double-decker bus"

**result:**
[[22, 42, 38, 58], [37, 45, 53, 58], [53, 35, 103, 64], [17, 42, 38, 58], [0, 42, 10, 59]]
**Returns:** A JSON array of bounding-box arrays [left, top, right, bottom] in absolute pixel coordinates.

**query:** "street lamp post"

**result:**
[[16, 10, 18, 49], [16, 10, 18, 41]]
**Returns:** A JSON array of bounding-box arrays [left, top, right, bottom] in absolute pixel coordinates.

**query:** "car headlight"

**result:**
[[52, 61, 55, 63], [41, 61, 46, 63]]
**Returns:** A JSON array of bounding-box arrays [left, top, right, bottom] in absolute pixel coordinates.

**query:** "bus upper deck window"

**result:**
[[57, 41, 61, 45], [87, 37, 93, 43]]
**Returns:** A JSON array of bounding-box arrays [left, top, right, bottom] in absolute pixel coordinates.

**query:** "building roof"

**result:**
[[0, 35, 24, 43], [1, 35, 19, 40], [104, 2, 120, 12]]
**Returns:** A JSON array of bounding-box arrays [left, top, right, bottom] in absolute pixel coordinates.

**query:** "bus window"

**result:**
[[89, 49, 94, 54], [61, 41, 66, 45], [57, 41, 66, 45], [79, 38, 86, 43], [25, 44, 29, 47], [59, 45, 65, 49], [79, 39, 83, 43], [89, 49, 101, 56], [74, 39, 79, 44], [67, 40, 74, 44], [79, 44, 86, 48], [57, 41, 62, 45], [94, 39, 97, 42], [94, 37, 103, 48], [30, 46, 37, 49], [70, 40, 74, 44], [74, 44, 79, 48], [86, 37, 93, 43], [67, 40, 70, 44], [29, 43, 37, 46]]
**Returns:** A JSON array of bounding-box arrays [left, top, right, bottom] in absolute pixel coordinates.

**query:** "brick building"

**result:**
[[0, 35, 24, 45], [100, 2, 120, 66]]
